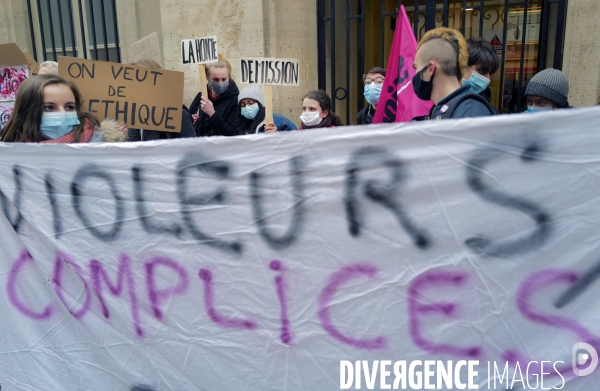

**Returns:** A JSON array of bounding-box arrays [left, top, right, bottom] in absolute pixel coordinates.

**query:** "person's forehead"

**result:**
[[413, 51, 423, 67], [303, 97, 320, 106], [366, 72, 384, 79], [210, 67, 228, 77]]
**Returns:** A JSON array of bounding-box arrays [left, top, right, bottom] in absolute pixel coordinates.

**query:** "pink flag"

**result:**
[[373, 5, 432, 124]]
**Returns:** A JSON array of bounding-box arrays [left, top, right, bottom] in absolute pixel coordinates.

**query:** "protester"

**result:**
[[236, 85, 296, 135], [0, 74, 127, 143], [524, 68, 571, 112], [358, 67, 385, 125], [127, 59, 195, 141], [189, 54, 239, 137], [38, 61, 59, 75], [413, 27, 495, 120], [299, 90, 342, 129], [464, 38, 498, 102]]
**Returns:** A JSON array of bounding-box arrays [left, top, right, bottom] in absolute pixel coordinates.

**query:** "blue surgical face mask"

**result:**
[[241, 103, 259, 119], [210, 80, 230, 95], [462, 68, 491, 94], [364, 82, 383, 105], [40, 112, 80, 139], [525, 105, 554, 113]]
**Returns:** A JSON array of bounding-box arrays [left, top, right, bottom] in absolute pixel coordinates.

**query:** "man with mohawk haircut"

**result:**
[[412, 27, 495, 120]]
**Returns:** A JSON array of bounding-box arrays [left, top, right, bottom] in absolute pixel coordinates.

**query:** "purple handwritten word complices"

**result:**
[[8, 249, 598, 371]]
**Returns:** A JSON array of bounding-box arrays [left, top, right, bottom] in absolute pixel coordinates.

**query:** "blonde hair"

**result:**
[[39, 61, 59, 75], [132, 59, 162, 69], [205, 53, 232, 78], [417, 27, 468, 81]]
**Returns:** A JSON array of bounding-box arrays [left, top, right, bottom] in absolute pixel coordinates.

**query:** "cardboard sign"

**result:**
[[0, 43, 29, 102], [2, 107, 600, 389], [0, 101, 14, 128], [0, 43, 28, 68], [181, 36, 218, 65], [0, 66, 28, 101], [58, 56, 183, 132], [240, 57, 300, 86], [22, 49, 40, 74], [128, 32, 163, 67]]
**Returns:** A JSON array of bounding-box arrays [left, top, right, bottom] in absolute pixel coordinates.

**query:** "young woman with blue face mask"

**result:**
[[0, 74, 124, 143], [236, 85, 297, 135], [189, 54, 240, 137], [463, 38, 498, 102], [357, 67, 386, 125]]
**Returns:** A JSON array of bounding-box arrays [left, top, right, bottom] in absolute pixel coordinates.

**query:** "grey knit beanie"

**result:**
[[525, 68, 569, 108], [238, 85, 264, 106]]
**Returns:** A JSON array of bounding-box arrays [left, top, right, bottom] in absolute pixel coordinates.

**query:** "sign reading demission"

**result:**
[[1, 108, 600, 390], [240, 57, 300, 86]]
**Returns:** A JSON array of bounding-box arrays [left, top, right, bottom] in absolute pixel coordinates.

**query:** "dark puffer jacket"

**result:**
[[190, 80, 240, 137]]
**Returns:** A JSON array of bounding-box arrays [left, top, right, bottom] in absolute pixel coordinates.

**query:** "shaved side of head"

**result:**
[[417, 27, 468, 81], [417, 38, 461, 80]]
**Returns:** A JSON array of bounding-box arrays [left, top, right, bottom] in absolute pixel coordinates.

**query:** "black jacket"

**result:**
[[356, 104, 375, 125], [190, 81, 240, 137], [430, 85, 495, 120], [128, 107, 196, 141]]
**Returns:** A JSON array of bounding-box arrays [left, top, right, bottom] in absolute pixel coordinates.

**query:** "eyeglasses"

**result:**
[[364, 77, 385, 85]]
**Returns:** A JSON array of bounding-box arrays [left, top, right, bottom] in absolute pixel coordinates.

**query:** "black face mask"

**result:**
[[412, 64, 434, 101]]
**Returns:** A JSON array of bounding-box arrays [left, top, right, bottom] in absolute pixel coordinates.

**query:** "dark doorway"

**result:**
[[317, 0, 567, 124]]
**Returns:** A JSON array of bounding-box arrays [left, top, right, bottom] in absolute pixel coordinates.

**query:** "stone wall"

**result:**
[[562, 0, 600, 107], [132, 0, 318, 121], [0, 0, 317, 124]]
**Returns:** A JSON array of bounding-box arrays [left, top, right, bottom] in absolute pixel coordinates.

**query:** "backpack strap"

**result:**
[[443, 93, 497, 118]]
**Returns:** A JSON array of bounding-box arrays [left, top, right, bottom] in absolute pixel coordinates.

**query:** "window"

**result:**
[[27, 0, 121, 63]]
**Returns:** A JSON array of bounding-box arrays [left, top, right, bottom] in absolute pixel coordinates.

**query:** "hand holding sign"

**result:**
[[199, 95, 215, 117], [264, 122, 278, 133]]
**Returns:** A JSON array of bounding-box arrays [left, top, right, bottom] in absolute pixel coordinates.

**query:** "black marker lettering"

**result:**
[[345, 146, 430, 249], [250, 156, 305, 250], [465, 143, 551, 257], [71, 164, 124, 242], [176, 154, 242, 253]]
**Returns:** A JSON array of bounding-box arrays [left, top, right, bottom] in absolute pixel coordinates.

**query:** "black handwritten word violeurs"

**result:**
[[0, 141, 554, 258]]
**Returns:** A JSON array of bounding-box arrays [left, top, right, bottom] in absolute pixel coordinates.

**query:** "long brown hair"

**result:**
[[1, 74, 88, 143], [303, 90, 342, 126]]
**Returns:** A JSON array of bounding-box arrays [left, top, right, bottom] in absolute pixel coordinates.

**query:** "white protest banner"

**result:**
[[2, 108, 600, 390], [181, 36, 218, 65], [240, 57, 300, 86], [128, 32, 163, 67]]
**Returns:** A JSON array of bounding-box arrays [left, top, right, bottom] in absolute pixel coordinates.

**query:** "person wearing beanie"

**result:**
[[236, 85, 296, 135], [413, 27, 495, 120], [524, 68, 571, 112]]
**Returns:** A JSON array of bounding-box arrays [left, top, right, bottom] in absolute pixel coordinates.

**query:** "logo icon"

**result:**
[[572, 342, 598, 376]]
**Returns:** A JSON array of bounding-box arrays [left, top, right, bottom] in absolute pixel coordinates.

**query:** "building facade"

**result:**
[[1, 0, 598, 125]]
